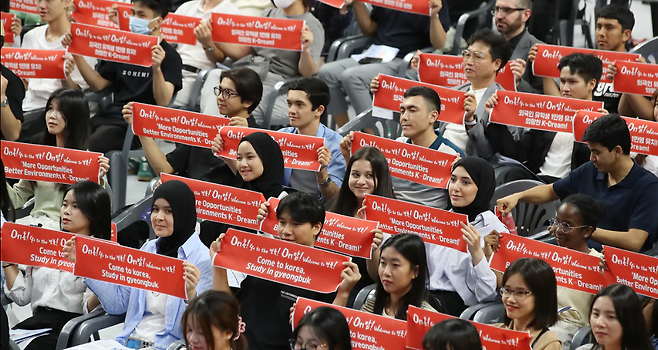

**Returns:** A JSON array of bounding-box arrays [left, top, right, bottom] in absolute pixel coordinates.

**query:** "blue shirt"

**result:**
[[553, 161, 658, 252], [84, 234, 212, 350], [279, 123, 346, 194]]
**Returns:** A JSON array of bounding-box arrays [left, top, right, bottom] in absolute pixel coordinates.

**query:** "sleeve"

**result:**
[[165, 144, 193, 175], [307, 19, 325, 64], [83, 278, 132, 315], [81, 288, 100, 315], [628, 181, 658, 233], [7, 180, 34, 209], [193, 255, 213, 297], [247, 115, 262, 129], [484, 125, 535, 163], [3, 267, 33, 306], [98, 60, 118, 83], [161, 44, 183, 92], [552, 164, 587, 199], [326, 137, 346, 188], [5, 68, 25, 123], [437, 4, 450, 31], [369, 7, 381, 23], [448, 251, 497, 305], [466, 115, 497, 160]]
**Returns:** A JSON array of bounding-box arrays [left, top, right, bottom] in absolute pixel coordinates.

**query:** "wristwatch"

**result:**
[[0, 96, 8, 108], [319, 176, 332, 187]]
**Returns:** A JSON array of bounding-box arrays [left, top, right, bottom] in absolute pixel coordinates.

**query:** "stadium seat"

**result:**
[[450, 0, 495, 55], [353, 284, 376, 310], [337, 109, 402, 140], [569, 326, 592, 350], [472, 302, 506, 324]]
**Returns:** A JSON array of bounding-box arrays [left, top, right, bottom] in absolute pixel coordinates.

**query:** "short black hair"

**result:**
[[596, 4, 635, 31], [422, 319, 482, 350], [221, 68, 263, 114], [288, 77, 331, 119], [292, 307, 352, 350], [466, 28, 512, 73], [582, 113, 631, 154], [132, 0, 171, 18], [557, 53, 603, 86], [276, 192, 325, 232], [561, 194, 606, 229], [404, 86, 442, 114], [502, 258, 558, 330]]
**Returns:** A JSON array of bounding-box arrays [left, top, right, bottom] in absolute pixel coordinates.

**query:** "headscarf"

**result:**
[[235, 132, 285, 200], [449, 157, 496, 222], [153, 180, 197, 258]]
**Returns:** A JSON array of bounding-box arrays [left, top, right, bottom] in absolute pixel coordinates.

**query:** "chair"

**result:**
[[54, 311, 126, 350], [325, 4, 373, 63], [112, 193, 154, 237], [261, 77, 299, 130], [17, 108, 45, 143], [396, 47, 434, 77], [629, 36, 658, 64], [471, 302, 505, 324], [490, 180, 559, 239], [450, 0, 495, 55], [353, 284, 376, 310], [184, 68, 214, 112], [490, 157, 542, 187], [167, 339, 187, 350], [337, 108, 402, 140], [459, 299, 502, 320], [558, 0, 594, 48], [569, 326, 592, 350]]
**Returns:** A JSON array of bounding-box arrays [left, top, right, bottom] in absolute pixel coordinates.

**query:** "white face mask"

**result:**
[[272, 0, 296, 9]]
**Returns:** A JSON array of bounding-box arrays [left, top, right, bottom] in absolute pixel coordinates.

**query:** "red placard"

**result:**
[[68, 23, 158, 67], [160, 13, 201, 45], [612, 60, 658, 97], [9, 0, 38, 14], [490, 233, 604, 294], [373, 74, 467, 125], [1, 48, 66, 79], [132, 103, 230, 148], [533, 44, 640, 83], [161, 173, 265, 230], [490, 90, 603, 133], [363, 194, 469, 252], [260, 198, 378, 259], [351, 132, 456, 188], [360, 0, 430, 15], [74, 235, 187, 298], [213, 228, 350, 293], [216, 126, 324, 171], [1, 223, 75, 272], [316, 0, 344, 8], [407, 307, 532, 350], [1, 13, 15, 44], [603, 246, 658, 299], [572, 110, 658, 156], [71, 0, 120, 29], [418, 53, 468, 87], [211, 13, 303, 51], [110, 222, 117, 242], [116, 3, 132, 31], [496, 61, 516, 92], [1, 141, 101, 184]]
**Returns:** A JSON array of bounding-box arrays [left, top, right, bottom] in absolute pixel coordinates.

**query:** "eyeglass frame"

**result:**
[[499, 287, 533, 300], [214, 86, 239, 99], [289, 339, 327, 350], [490, 6, 528, 16], [548, 218, 589, 234], [461, 50, 488, 63]]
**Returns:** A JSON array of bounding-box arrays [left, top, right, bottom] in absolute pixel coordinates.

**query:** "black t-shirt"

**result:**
[[1, 64, 25, 140], [593, 82, 621, 114], [93, 39, 183, 127], [370, 6, 450, 57], [236, 276, 335, 350]]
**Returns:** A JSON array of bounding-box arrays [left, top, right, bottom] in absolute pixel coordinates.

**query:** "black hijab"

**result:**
[[235, 132, 285, 200], [449, 157, 496, 223], [153, 180, 197, 258]]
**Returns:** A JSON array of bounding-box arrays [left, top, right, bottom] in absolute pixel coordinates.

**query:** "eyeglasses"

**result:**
[[491, 6, 527, 16], [499, 287, 533, 300], [548, 218, 589, 234], [214, 86, 239, 99], [461, 50, 487, 62], [290, 339, 327, 350]]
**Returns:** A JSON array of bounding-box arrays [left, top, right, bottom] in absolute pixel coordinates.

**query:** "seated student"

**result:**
[[2, 180, 111, 350], [200, 0, 324, 127], [1, 26, 24, 141], [316, 0, 449, 127], [359, 85, 465, 208], [422, 319, 483, 350], [63, 0, 183, 153], [5, 89, 109, 230], [19, 0, 94, 113], [181, 290, 247, 350], [485, 53, 604, 183], [361, 233, 436, 318], [64, 180, 212, 350], [292, 306, 352, 350], [211, 191, 361, 350], [0, 159, 15, 226], [576, 284, 653, 350], [497, 114, 658, 252], [495, 258, 562, 350], [643, 298, 658, 350]]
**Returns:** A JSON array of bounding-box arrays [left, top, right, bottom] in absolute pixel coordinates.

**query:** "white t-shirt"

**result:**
[[175, 0, 240, 69], [21, 25, 96, 111], [442, 86, 488, 151], [131, 291, 168, 343], [539, 132, 575, 179]]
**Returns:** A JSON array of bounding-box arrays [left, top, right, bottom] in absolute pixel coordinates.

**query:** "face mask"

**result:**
[[129, 16, 159, 35], [271, 0, 296, 8]]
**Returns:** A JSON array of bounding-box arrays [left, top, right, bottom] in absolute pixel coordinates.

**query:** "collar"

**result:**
[[405, 131, 444, 151], [593, 161, 638, 188], [177, 233, 198, 259], [292, 123, 326, 138], [508, 28, 527, 51]]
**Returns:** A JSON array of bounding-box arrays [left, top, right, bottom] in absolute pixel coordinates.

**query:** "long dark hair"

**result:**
[[0, 158, 15, 222], [63, 181, 111, 240], [422, 319, 482, 350], [292, 307, 352, 350], [373, 233, 429, 320], [587, 284, 653, 350], [330, 147, 394, 216], [182, 290, 247, 350]]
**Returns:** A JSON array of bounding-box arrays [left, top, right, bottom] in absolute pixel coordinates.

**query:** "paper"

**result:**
[[351, 45, 399, 63], [10, 328, 51, 343], [63, 339, 133, 349]]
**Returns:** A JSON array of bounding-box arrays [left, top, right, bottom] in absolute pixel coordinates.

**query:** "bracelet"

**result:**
[[2, 263, 16, 268]]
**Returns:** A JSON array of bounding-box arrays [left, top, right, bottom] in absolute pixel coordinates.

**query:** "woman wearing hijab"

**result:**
[[63, 180, 213, 350]]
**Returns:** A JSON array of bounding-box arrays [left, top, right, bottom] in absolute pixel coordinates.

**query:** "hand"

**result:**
[[597, 108, 609, 115], [289, 303, 296, 325], [370, 76, 380, 94], [337, 261, 361, 296], [98, 156, 110, 179], [606, 62, 617, 82], [1, 75, 7, 100], [528, 44, 538, 64], [463, 92, 477, 121], [599, 251, 608, 273], [484, 92, 499, 115], [462, 223, 484, 265], [194, 20, 214, 49], [63, 236, 76, 262], [61, 32, 73, 48], [209, 233, 225, 258], [300, 25, 313, 52], [451, 155, 461, 170], [410, 50, 422, 71], [429, 0, 442, 16], [339, 132, 355, 162], [122, 102, 134, 126], [340, 0, 354, 14], [637, 56, 647, 64], [183, 261, 201, 299], [108, 4, 119, 26], [151, 45, 166, 70], [317, 146, 331, 169], [257, 201, 270, 222], [10, 17, 22, 37], [371, 229, 383, 251], [510, 58, 526, 87], [229, 117, 249, 128], [211, 133, 224, 155], [63, 56, 75, 78], [496, 194, 519, 216], [483, 230, 502, 262]]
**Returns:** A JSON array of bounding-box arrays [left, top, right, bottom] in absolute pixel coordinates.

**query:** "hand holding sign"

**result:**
[[63, 236, 77, 262], [370, 76, 379, 94], [528, 44, 538, 63], [462, 223, 485, 265], [410, 50, 422, 71], [152, 45, 166, 70], [183, 261, 201, 299], [463, 92, 477, 122], [108, 4, 119, 26], [339, 131, 355, 162], [10, 15, 21, 38], [256, 201, 271, 224], [317, 146, 331, 170], [193, 20, 214, 49], [300, 25, 313, 52], [336, 261, 361, 302], [509, 58, 526, 87]]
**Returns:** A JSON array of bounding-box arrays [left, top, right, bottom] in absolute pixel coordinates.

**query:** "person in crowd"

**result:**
[[291, 306, 352, 350], [357, 85, 465, 208], [422, 319, 483, 350], [642, 298, 658, 350], [181, 290, 248, 350], [0, 26, 24, 141], [361, 233, 435, 319], [5, 89, 109, 230], [576, 284, 653, 350], [0, 159, 14, 226], [317, 0, 450, 127], [63, 0, 183, 153], [310, 2, 353, 58], [495, 258, 562, 350], [200, 0, 324, 127], [2, 180, 111, 350], [497, 114, 658, 252], [211, 191, 361, 350], [485, 53, 604, 183], [1, 0, 22, 46], [63, 180, 212, 350]]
